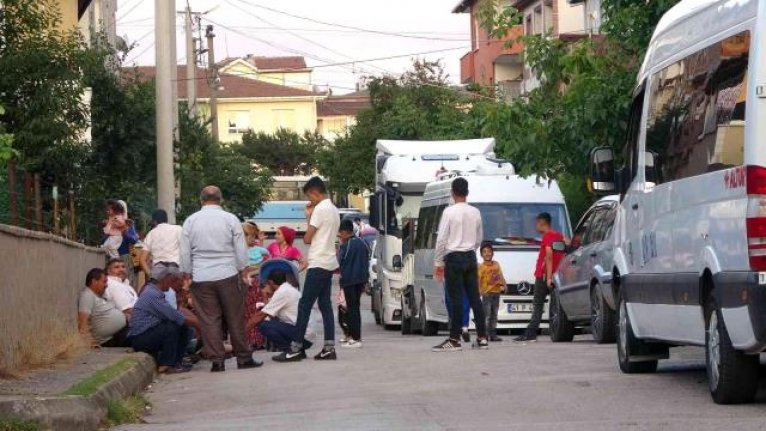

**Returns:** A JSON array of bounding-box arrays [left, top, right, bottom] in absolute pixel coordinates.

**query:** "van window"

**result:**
[[415, 206, 435, 250], [645, 31, 749, 183], [428, 205, 448, 249], [624, 89, 644, 183]]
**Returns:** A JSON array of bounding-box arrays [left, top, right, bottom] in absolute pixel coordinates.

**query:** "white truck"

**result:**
[[369, 138, 499, 329]]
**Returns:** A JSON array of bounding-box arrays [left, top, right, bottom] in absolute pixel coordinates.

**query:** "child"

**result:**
[[478, 242, 506, 342], [242, 222, 270, 350], [102, 199, 128, 258], [243, 222, 270, 268], [337, 219, 370, 348]]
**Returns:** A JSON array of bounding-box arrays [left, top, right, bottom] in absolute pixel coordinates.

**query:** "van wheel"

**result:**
[[617, 298, 657, 374], [705, 298, 759, 404], [401, 295, 413, 335], [591, 285, 616, 344], [420, 294, 439, 336], [549, 288, 575, 342]]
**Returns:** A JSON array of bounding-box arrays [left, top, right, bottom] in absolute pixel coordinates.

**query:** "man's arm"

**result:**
[[179, 307, 201, 334], [475, 212, 484, 250], [433, 210, 451, 281], [245, 310, 268, 332], [233, 219, 249, 272], [545, 246, 554, 287], [139, 249, 152, 276], [303, 225, 317, 245], [77, 312, 90, 334], [179, 224, 192, 275]]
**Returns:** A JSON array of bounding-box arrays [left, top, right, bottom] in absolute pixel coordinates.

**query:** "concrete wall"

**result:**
[[0, 225, 105, 375]]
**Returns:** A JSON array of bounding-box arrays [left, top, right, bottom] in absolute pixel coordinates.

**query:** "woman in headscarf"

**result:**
[[242, 222, 269, 350], [267, 226, 308, 272]]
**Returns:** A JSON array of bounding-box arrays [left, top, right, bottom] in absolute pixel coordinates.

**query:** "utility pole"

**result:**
[[206, 25, 219, 143], [155, 0, 177, 223], [184, 7, 197, 119]]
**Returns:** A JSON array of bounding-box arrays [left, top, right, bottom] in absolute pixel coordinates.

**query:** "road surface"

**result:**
[[117, 289, 766, 431]]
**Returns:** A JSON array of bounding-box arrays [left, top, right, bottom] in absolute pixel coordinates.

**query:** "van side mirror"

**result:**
[[588, 147, 616, 194], [392, 255, 403, 269], [551, 241, 567, 253]]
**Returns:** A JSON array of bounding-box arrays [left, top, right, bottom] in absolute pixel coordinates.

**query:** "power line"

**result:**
[[116, 0, 147, 24]]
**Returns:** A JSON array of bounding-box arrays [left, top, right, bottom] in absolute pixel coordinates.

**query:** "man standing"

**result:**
[[432, 177, 489, 352], [78, 268, 128, 347], [274, 177, 340, 362], [129, 266, 201, 374], [180, 185, 262, 372], [140, 209, 183, 279], [338, 219, 370, 348], [515, 212, 565, 342], [104, 258, 138, 321]]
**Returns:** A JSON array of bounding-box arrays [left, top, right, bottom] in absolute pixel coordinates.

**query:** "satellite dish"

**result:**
[[115, 35, 129, 53]]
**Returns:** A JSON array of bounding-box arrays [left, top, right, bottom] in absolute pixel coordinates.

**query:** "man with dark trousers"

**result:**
[[432, 177, 489, 352], [338, 219, 370, 348]]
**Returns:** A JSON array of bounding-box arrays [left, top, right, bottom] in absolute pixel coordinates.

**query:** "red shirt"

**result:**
[[535, 230, 565, 279]]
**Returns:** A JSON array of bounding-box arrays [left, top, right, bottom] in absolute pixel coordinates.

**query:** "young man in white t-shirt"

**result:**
[[274, 177, 340, 362], [245, 269, 312, 353]]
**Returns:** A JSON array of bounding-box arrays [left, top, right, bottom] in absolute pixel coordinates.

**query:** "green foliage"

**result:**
[[63, 358, 138, 396], [0, 418, 42, 431], [0, 106, 15, 163], [239, 128, 322, 176], [104, 395, 149, 427], [0, 0, 88, 173]]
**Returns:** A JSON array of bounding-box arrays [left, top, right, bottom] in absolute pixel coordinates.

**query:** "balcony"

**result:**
[[460, 50, 476, 84]]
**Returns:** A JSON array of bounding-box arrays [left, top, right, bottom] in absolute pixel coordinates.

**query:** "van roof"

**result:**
[[376, 138, 495, 156], [422, 175, 565, 204], [639, 0, 758, 81]]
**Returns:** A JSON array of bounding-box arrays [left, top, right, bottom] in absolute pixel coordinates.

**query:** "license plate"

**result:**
[[507, 303, 533, 313]]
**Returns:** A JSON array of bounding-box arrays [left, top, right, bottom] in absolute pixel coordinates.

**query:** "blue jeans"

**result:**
[[131, 321, 191, 367], [261, 320, 298, 352], [292, 268, 335, 351], [444, 284, 470, 328], [445, 251, 487, 340]]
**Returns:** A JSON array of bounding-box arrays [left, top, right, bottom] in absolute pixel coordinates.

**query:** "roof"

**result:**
[[317, 94, 371, 117], [79, 0, 94, 18], [125, 65, 323, 100], [250, 56, 307, 71], [377, 138, 495, 156]]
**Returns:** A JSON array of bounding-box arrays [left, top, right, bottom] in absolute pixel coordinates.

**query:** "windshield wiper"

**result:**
[[491, 236, 541, 246]]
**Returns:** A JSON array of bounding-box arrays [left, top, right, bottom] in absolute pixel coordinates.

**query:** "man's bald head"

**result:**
[[200, 185, 222, 205]]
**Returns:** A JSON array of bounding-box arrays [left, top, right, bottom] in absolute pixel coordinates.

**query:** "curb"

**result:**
[[0, 352, 156, 431]]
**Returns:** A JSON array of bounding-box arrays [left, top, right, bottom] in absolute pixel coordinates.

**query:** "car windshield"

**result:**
[[473, 203, 570, 245]]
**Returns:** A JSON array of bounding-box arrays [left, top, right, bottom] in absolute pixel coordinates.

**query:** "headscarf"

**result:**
[[278, 226, 296, 246]]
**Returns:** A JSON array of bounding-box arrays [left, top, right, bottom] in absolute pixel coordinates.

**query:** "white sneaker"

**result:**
[[341, 340, 363, 349]]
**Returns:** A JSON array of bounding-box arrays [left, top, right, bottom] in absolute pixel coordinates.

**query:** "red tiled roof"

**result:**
[[317, 94, 371, 117], [249, 56, 307, 71], [125, 65, 322, 99]]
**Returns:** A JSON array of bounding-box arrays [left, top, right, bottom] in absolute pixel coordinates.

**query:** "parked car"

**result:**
[[551, 196, 619, 343]]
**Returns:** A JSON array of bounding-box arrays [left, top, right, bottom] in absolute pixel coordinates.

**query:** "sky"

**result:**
[[116, 0, 471, 94]]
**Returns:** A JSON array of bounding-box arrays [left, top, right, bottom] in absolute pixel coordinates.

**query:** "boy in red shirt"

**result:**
[[515, 212, 564, 342]]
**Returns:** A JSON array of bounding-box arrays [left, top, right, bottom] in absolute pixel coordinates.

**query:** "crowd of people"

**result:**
[[77, 177, 371, 374]]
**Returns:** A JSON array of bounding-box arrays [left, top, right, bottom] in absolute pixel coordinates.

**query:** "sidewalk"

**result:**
[[0, 349, 155, 431]]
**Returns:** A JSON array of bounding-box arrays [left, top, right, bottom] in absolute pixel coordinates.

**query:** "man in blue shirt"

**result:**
[[338, 219, 369, 348], [129, 266, 200, 374]]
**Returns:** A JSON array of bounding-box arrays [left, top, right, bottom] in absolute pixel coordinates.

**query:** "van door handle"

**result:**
[[589, 252, 598, 258], [425, 274, 433, 280], [631, 203, 639, 210]]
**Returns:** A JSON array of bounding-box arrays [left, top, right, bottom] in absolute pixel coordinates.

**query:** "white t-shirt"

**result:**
[[104, 276, 138, 311], [308, 199, 340, 271], [143, 223, 183, 264], [262, 282, 301, 325]]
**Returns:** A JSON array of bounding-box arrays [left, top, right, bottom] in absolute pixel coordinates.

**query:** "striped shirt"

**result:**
[[127, 283, 185, 337]]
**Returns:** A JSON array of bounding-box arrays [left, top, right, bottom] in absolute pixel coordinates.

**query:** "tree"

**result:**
[[239, 128, 322, 176], [0, 1, 89, 175]]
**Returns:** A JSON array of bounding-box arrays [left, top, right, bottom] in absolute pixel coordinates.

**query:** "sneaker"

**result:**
[[475, 338, 489, 350], [341, 340, 363, 349], [489, 335, 503, 342], [513, 334, 537, 342], [314, 346, 337, 360], [432, 338, 462, 352], [272, 350, 307, 363], [461, 330, 471, 343]]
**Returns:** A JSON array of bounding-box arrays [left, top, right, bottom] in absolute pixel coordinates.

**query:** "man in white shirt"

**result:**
[[432, 177, 489, 352], [140, 209, 183, 278], [274, 177, 340, 363], [104, 258, 138, 320], [246, 269, 312, 353]]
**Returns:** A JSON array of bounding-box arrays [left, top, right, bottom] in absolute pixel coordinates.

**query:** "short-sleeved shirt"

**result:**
[[478, 261, 505, 295], [143, 223, 183, 264], [307, 199, 340, 271], [248, 246, 270, 266], [267, 242, 303, 262], [535, 230, 565, 279], [104, 276, 138, 311], [261, 282, 301, 325], [78, 288, 127, 344]]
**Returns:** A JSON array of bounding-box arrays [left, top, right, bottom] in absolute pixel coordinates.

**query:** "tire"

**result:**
[[384, 324, 398, 331], [617, 298, 658, 374], [373, 290, 382, 325], [401, 295, 413, 335], [420, 293, 439, 336], [591, 285, 617, 344], [549, 288, 575, 342], [705, 298, 759, 404]]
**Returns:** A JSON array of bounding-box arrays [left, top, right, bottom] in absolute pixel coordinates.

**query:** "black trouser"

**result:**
[[445, 251, 486, 340], [342, 283, 364, 341], [131, 321, 191, 367], [525, 277, 548, 337]]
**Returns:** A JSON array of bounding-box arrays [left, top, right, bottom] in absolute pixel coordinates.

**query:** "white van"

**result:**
[[588, 0, 766, 404], [401, 169, 572, 335]]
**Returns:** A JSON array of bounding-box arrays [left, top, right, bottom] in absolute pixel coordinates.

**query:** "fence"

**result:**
[[0, 224, 105, 376]]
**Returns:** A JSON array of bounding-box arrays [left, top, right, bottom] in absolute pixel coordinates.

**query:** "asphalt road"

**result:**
[[117, 286, 766, 431]]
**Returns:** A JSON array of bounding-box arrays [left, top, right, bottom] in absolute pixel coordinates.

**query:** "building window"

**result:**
[[525, 14, 533, 35], [272, 109, 296, 130], [226, 110, 250, 134], [533, 6, 543, 35], [543, 0, 554, 33], [645, 31, 749, 183]]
